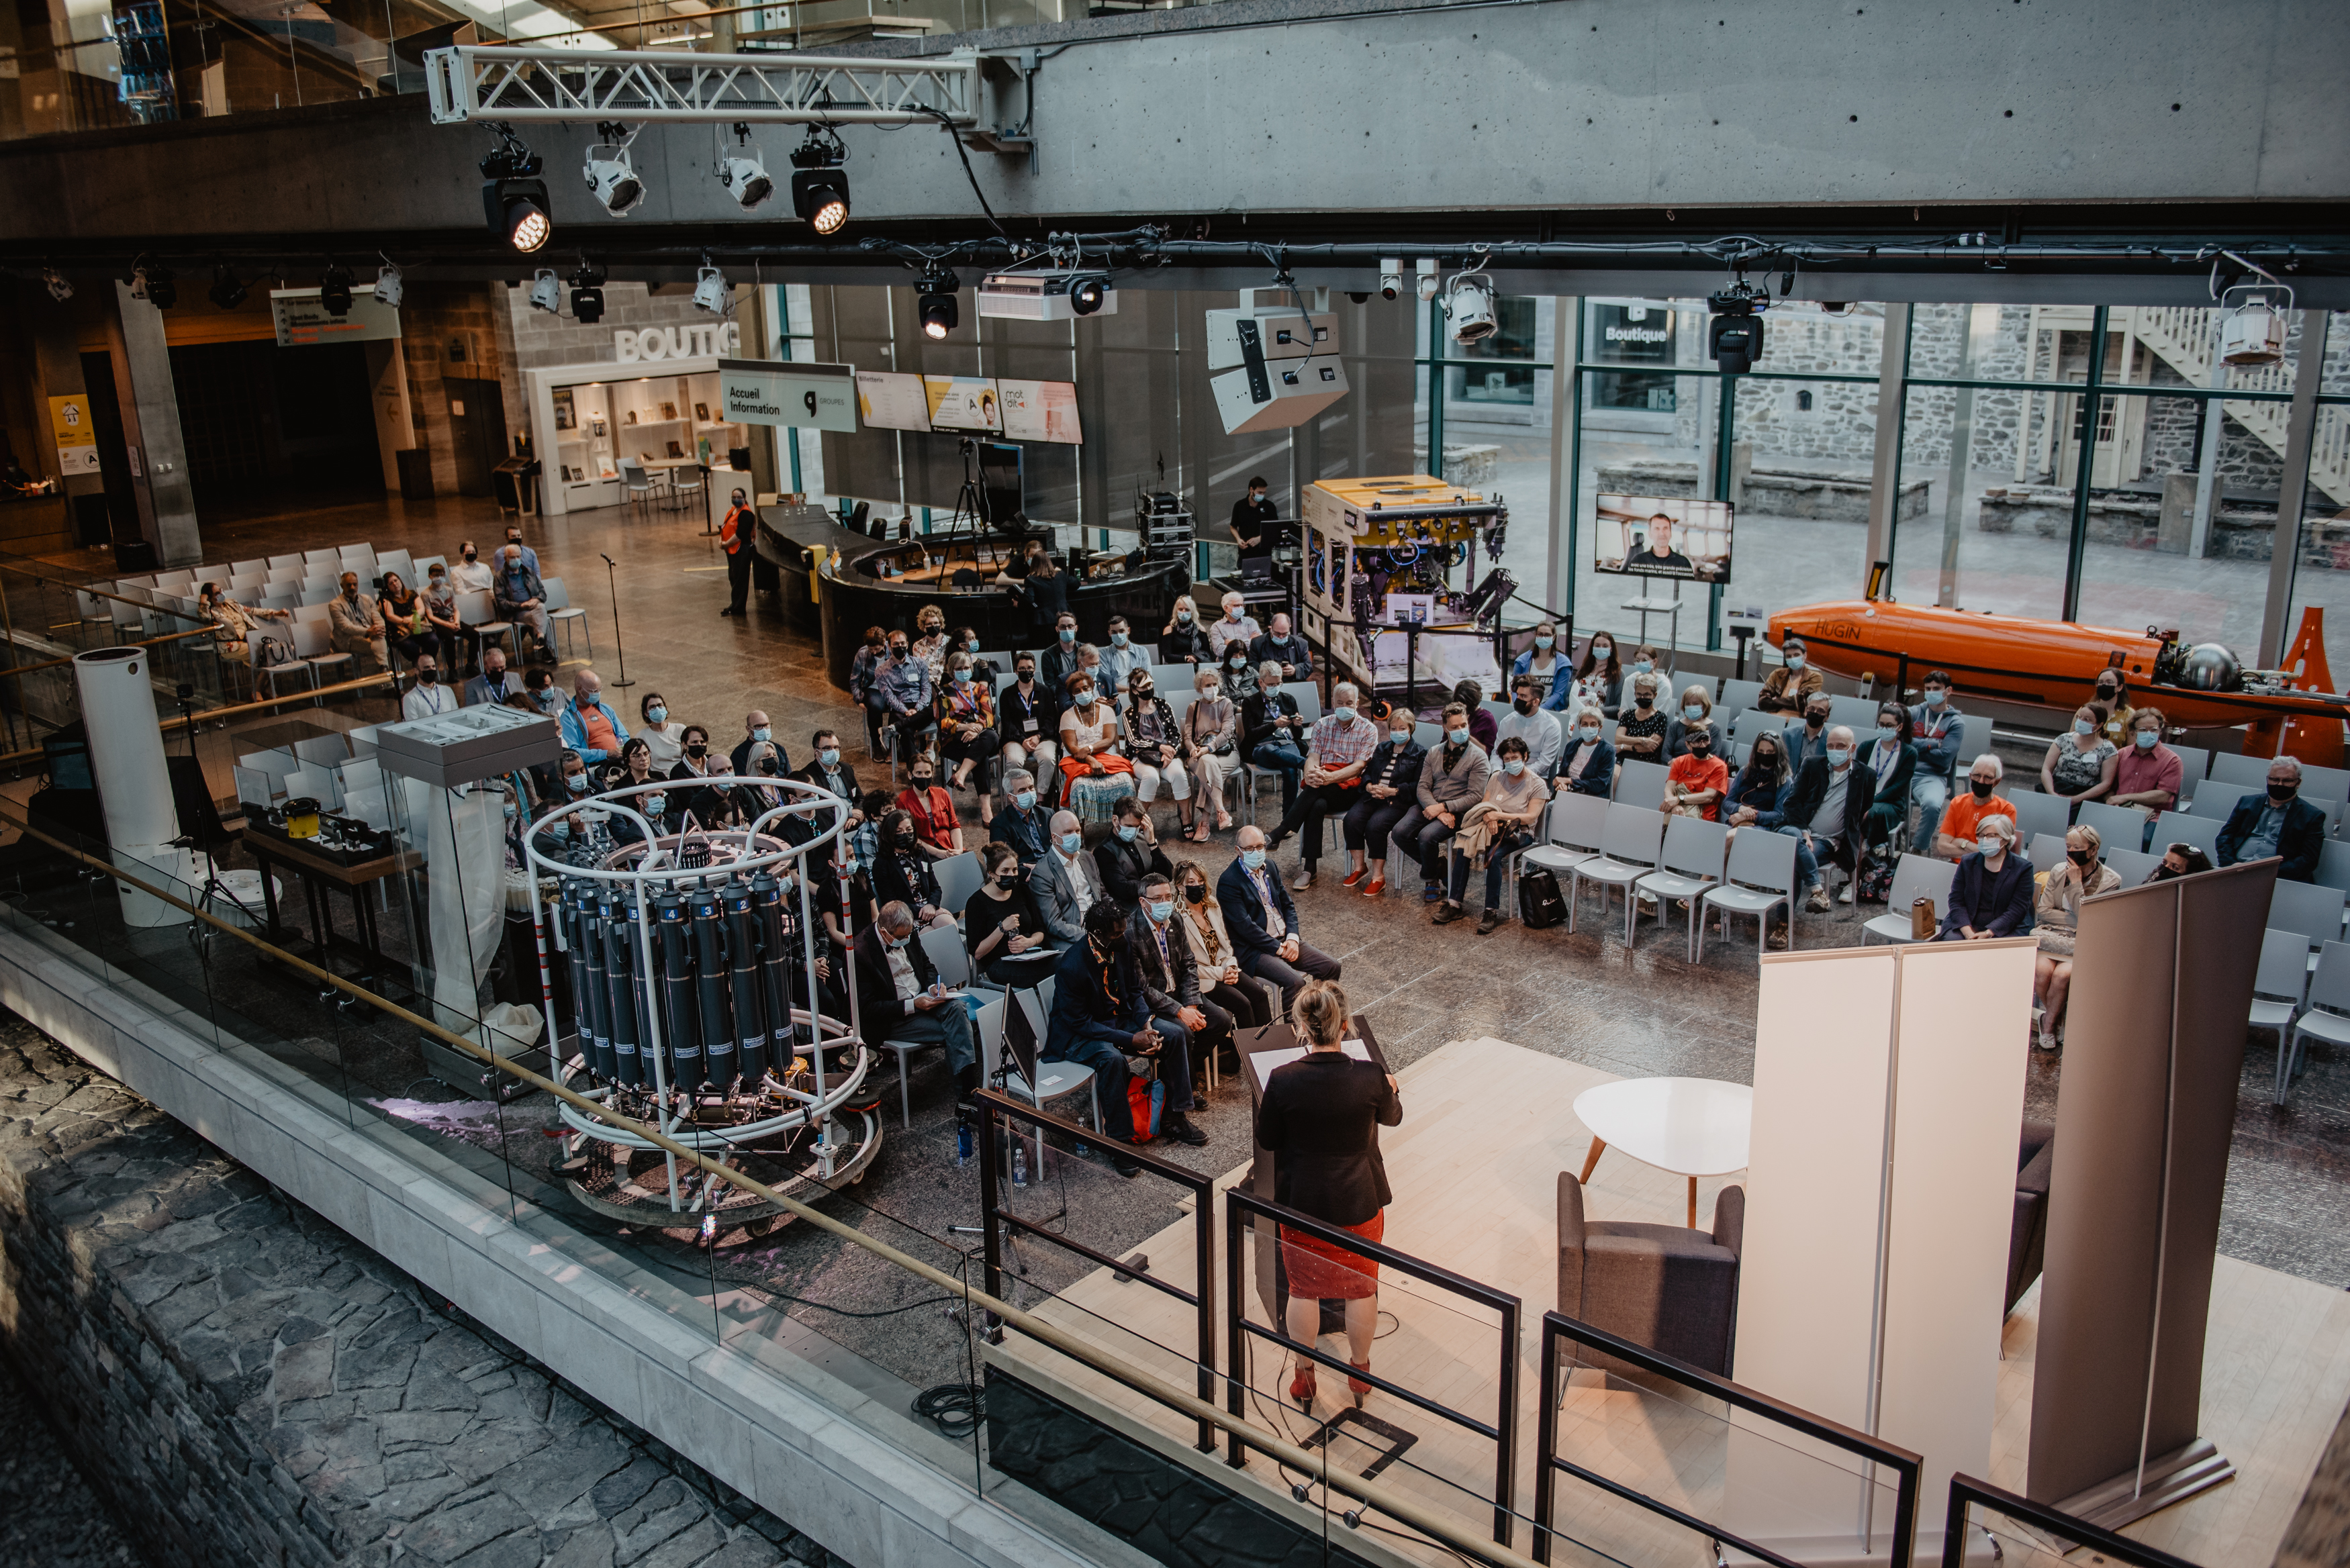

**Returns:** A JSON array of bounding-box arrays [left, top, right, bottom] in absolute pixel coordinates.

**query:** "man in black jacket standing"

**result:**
[[1775, 724, 1877, 913], [852, 902, 979, 1108]]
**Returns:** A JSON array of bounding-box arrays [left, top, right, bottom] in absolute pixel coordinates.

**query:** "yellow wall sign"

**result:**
[[49, 395, 100, 475]]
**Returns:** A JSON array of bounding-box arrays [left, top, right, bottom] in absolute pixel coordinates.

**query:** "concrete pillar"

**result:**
[[1864, 304, 1912, 594], [105, 281, 201, 566], [2257, 313, 2331, 671], [363, 337, 414, 491]]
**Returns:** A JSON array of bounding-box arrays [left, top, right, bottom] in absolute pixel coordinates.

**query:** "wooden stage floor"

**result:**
[[983, 1036, 2350, 1568]]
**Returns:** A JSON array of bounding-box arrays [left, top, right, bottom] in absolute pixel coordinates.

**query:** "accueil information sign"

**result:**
[[717, 358, 858, 432]]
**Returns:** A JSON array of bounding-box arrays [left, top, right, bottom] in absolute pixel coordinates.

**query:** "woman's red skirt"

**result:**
[[1280, 1210, 1384, 1300]]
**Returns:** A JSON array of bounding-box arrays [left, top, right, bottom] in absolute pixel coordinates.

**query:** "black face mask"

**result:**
[[1634, 695, 1653, 709], [2270, 783, 2299, 803], [2152, 865, 2182, 881], [463, 550, 477, 562], [1805, 712, 1827, 730], [2096, 688, 2118, 704], [1689, 744, 1711, 756], [1017, 671, 1035, 684], [1970, 778, 1995, 799], [418, 669, 438, 685], [890, 646, 908, 659], [759, 758, 780, 776], [687, 743, 707, 758], [1754, 751, 1777, 770], [1513, 696, 1535, 714], [995, 873, 1019, 889], [2068, 848, 2092, 867], [912, 776, 935, 790], [1182, 884, 1207, 905], [896, 828, 919, 846]]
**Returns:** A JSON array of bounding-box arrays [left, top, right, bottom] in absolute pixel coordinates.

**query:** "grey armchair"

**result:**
[[1556, 1171, 1745, 1379], [2006, 1120, 2055, 1314]]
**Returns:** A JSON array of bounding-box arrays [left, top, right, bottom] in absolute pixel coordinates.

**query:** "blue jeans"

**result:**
[[1252, 740, 1305, 807], [1779, 826, 1855, 895], [1045, 1016, 1195, 1140], [1910, 773, 1952, 853]]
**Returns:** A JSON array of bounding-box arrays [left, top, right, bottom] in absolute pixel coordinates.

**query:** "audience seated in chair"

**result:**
[[2032, 824, 2120, 1051], [2215, 756, 2326, 883]]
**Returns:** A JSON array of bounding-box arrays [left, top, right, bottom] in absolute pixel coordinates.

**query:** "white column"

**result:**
[[73, 646, 191, 927]]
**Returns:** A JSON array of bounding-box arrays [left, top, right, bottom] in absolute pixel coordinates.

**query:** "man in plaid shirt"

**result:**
[[1264, 681, 1381, 890]]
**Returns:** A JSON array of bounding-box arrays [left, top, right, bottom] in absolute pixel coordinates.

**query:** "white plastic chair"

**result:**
[[2269, 881, 2347, 971], [2153, 812, 2221, 863], [1613, 759, 1668, 810], [1523, 793, 1609, 881], [1003, 987, 1102, 1164], [2280, 940, 2350, 1106], [1568, 804, 1666, 942], [1632, 815, 1730, 959], [543, 577, 591, 660], [934, 851, 984, 922], [1861, 854, 1958, 945], [2075, 799, 2151, 856], [457, 589, 514, 656], [2247, 927, 2307, 1038], [1698, 828, 1800, 962], [2188, 781, 2252, 822], [2008, 790, 2073, 846]]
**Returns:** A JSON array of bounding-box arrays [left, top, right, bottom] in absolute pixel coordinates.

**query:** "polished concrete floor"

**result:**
[[32, 485, 2350, 1392]]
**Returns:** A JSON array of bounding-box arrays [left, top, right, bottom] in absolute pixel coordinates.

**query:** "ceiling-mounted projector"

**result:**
[[976, 271, 1118, 322]]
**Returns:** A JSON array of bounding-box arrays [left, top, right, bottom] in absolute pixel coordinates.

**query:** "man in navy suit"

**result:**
[[2216, 756, 2326, 883], [1217, 824, 1342, 1020], [1938, 813, 2034, 940]]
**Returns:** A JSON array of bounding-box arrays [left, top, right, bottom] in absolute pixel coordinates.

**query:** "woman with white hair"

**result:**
[[1936, 810, 2034, 940], [2032, 823, 2122, 1050]]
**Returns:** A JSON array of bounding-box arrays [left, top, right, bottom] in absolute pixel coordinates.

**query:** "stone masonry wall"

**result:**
[[0, 1013, 849, 1568]]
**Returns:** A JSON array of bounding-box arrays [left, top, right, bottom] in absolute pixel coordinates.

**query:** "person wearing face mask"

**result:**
[[1394, 702, 1491, 904], [1098, 616, 1147, 693], [529, 751, 594, 864], [1229, 475, 1278, 550], [853, 901, 982, 1111], [1779, 694, 1836, 769], [1216, 825, 1342, 1018], [449, 540, 495, 597], [1573, 634, 1625, 719], [1031, 809, 1109, 945], [1776, 724, 1877, 911], [2143, 842, 2215, 883], [988, 769, 1051, 872], [522, 663, 561, 718], [718, 489, 758, 616], [1660, 721, 1729, 821], [2032, 824, 2120, 1050], [664, 724, 722, 828], [1342, 707, 1427, 896], [378, 570, 438, 670], [1250, 611, 1313, 685], [324, 571, 387, 675], [2108, 707, 2181, 825], [934, 652, 1000, 821], [1552, 706, 1617, 799], [1724, 734, 1791, 859], [816, 816, 880, 957], [462, 644, 515, 708], [1016, 543, 1070, 640], [1045, 901, 1201, 1175], [637, 692, 686, 771], [1433, 735, 1552, 933], [2090, 673, 2136, 749], [559, 670, 630, 766], [948, 626, 996, 687], [1162, 595, 1213, 665], [1118, 667, 1194, 838], [1454, 679, 1499, 750], [1662, 684, 1713, 762], [872, 807, 956, 930], [493, 544, 553, 663], [1497, 673, 1564, 778], [1209, 591, 1263, 660], [1041, 613, 1086, 698], [1937, 813, 2032, 941], [401, 652, 455, 721], [1906, 671, 1968, 854], [874, 636, 935, 767], [602, 738, 664, 847], [1242, 664, 1308, 812], [1058, 669, 1135, 825], [1614, 674, 1669, 761], [1510, 621, 1576, 712], [420, 565, 469, 673], [1127, 873, 1229, 1122], [2217, 756, 2326, 883], [1181, 667, 1239, 840], [1756, 636, 1824, 716], [965, 842, 1058, 986], [905, 603, 951, 686], [1264, 681, 1380, 889], [1219, 642, 1262, 703], [895, 756, 963, 861], [2040, 703, 2118, 803], [796, 728, 861, 805], [1095, 794, 1176, 907], [1172, 859, 1272, 1034], [1934, 754, 2018, 861], [730, 740, 792, 827], [1860, 703, 1918, 846], [996, 656, 1060, 798], [849, 626, 891, 757]]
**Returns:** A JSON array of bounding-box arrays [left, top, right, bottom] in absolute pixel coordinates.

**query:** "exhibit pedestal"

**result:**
[[2055, 1438, 2238, 1533]]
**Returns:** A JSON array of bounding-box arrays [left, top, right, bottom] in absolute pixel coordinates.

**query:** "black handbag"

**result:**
[[1517, 866, 1566, 929]]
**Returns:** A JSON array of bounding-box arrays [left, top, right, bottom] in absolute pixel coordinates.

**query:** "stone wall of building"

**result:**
[[396, 281, 529, 501], [0, 1014, 847, 1568]]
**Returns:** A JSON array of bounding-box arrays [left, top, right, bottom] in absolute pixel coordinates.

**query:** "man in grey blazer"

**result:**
[[1029, 809, 1107, 945]]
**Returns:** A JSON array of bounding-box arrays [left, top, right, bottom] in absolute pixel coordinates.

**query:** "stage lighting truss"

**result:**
[[424, 44, 982, 134], [570, 258, 608, 324], [586, 122, 648, 216], [916, 264, 958, 339], [714, 121, 774, 211], [529, 266, 563, 313], [789, 126, 849, 234], [481, 128, 551, 252], [373, 256, 404, 307]]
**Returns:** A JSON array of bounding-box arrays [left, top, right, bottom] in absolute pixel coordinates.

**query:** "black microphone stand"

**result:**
[[601, 553, 634, 687]]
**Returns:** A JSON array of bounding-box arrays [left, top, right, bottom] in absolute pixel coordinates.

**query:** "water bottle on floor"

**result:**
[[1012, 1143, 1029, 1187], [955, 1106, 974, 1167]]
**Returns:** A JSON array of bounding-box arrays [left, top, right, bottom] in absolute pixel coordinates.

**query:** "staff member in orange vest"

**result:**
[[718, 488, 757, 618]]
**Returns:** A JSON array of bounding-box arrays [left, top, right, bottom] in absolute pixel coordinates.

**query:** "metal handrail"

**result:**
[[0, 798, 1552, 1568], [1533, 1310, 1923, 1568], [1224, 1186, 1522, 1549], [974, 1089, 1217, 1453], [1941, 1474, 2198, 1568]]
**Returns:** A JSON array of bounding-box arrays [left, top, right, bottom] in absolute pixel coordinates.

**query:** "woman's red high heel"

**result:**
[[1348, 1360, 1373, 1407], [1288, 1362, 1317, 1410]]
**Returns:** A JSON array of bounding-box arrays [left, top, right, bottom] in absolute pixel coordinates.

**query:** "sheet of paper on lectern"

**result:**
[[1250, 1038, 1370, 1089]]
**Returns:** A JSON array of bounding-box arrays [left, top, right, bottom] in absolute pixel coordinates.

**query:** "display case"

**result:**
[[527, 358, 753, 517]]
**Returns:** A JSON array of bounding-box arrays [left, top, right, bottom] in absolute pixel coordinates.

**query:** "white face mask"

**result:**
[[1977, 836, 2002, 856]]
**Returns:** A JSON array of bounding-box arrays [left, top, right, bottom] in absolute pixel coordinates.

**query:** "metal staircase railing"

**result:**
[[2129, 305, 2345, 505]]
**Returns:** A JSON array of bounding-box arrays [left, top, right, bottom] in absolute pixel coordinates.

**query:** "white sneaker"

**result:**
[[1838, 883, 1856, 905], [1292, 869, 1316, 891]]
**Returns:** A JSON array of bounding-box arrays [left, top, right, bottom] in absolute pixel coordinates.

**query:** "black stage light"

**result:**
[[481, 138, 552, 253], [1706, 285, 1767, 374], [139, 261, 177, 309], [320, 263, 355, 317], [790, 129, 849, 235], [570, 258, 607, 324], [916, 265, 958, 339], [1069, 274, 1109, 315], [208, 263, 247, 310]]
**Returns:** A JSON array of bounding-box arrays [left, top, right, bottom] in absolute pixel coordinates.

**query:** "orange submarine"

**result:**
[[1764, 599, 2350, 761]]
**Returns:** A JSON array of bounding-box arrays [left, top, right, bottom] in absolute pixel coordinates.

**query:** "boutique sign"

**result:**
[[718, 358, 857, 432], [614, 322, 741, 362]]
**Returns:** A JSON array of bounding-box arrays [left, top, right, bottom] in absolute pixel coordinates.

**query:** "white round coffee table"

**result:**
[[1572, 1077, 1754, 1228]]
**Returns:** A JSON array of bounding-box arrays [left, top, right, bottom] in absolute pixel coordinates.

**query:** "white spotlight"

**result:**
[[716, 124, 774, 211], [693, 259, 728, 313], [528, 267, 562, 313], [2220, 285, 2290, 366], [43, 268, 72, 303], [584, 142, 646, 217], [1444, 272, 1498, 344], [373, 258, 404, 307], [1378, 258, 1402, 301], [1415, 258, 1439, 302]]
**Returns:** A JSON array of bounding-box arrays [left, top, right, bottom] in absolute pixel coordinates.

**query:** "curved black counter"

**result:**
[[808, 536, 1190, 689]]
